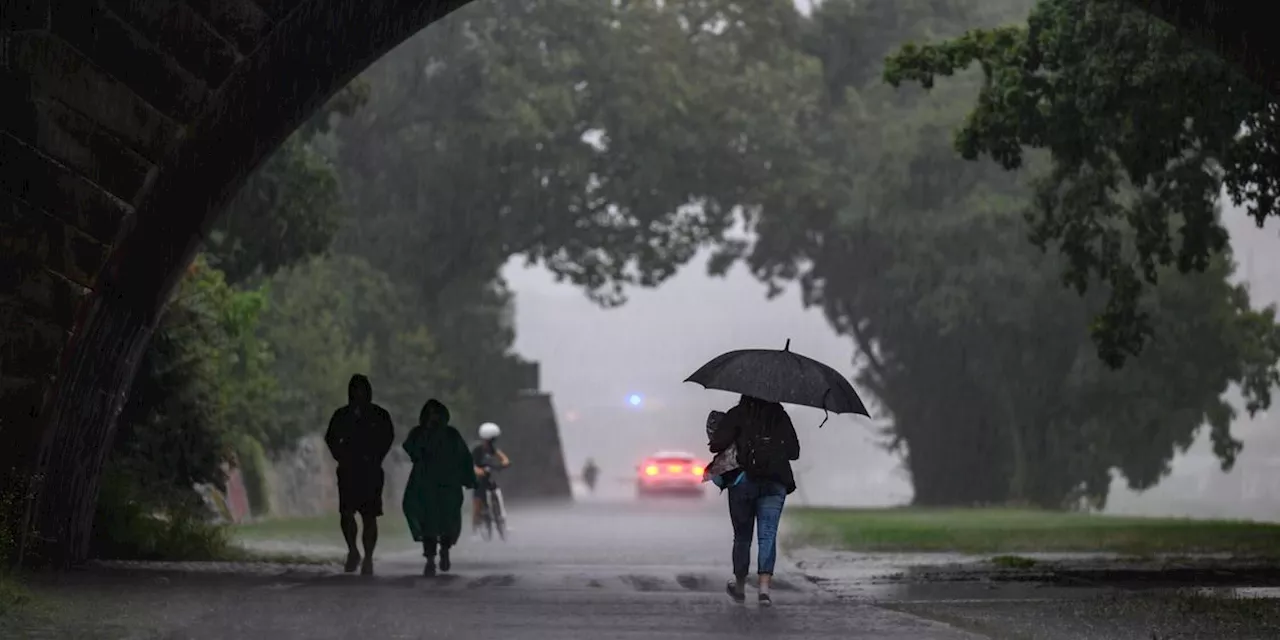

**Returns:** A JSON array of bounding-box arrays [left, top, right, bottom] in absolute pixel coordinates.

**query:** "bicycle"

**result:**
[[477, 464, 507, 541]]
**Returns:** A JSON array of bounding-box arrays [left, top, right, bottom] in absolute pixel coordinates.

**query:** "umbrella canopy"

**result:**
[[683, 340, 869, 418]]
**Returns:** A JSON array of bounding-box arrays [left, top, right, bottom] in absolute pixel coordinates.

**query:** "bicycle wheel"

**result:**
[[494, 501, 506, 541], [480, 494, 494, 541]]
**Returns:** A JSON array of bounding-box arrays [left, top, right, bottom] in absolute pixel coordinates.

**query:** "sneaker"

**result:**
[[725, 580, 745, 603], [440, 549, 452, 573], [423, 559, 437, 577], [360, 557, 374, 576], [344, 551, 361, 573], [758, 593, 772, 607]]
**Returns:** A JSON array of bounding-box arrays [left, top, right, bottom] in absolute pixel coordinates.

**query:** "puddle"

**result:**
[[1194, 586, 1280, 599], [789, 547, 1280, 605]]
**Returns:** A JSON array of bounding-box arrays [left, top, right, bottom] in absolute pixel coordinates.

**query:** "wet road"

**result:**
[[11, 499, 981, 639]]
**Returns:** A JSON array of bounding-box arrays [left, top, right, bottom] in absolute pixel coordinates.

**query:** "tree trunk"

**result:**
[[24, 291, 154, 568], [1001, 391, 1029, 505]]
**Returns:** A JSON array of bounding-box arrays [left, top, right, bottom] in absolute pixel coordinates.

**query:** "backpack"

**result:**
[[738, 416, 785, 479]]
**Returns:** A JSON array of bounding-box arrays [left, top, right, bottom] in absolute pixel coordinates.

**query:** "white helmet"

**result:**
[[478, 422, 501, 440]]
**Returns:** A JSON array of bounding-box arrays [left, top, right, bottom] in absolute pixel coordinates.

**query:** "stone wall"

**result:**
[[486, 391, 573, 503], [260, 434, 413, 519]]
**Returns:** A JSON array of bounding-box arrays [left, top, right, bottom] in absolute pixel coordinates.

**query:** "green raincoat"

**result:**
[[401, 404, 476, 544]]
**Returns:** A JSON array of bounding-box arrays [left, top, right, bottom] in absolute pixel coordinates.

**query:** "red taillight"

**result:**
[[692, 465, 704, 475], [644, 464, 659, 476]]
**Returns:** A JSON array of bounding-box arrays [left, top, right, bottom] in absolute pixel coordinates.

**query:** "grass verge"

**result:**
[[787, 507, 1280, 555], [232, 513, 414, 550]]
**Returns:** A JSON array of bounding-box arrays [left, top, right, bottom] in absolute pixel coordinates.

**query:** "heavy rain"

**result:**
[[3, 0, 1280, 638]]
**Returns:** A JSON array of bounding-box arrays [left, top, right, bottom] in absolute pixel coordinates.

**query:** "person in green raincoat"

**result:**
[[401, 399, 476, 576]]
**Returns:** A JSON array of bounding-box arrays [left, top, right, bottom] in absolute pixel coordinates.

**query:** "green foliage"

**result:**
[[96, 256, 277, 557], [208, 134, 344, 285], [332, 0, 824, 305], [233, 435, 272, 516], [91, 469, 232, 561], [258, 254, 471, 434], [882, 0, 1280, 370], [207, 83, 368, 285], [704, 0, 1280, 508]]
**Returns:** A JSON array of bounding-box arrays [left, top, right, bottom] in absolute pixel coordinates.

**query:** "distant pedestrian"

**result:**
[[402, 399, 476, 576], [708, 395, 800, 607], [324, 374, 395, 575], [582, 458, 600, 493]]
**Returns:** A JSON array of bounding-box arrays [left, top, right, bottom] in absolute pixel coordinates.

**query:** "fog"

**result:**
[[504, 198, 1280, 519]]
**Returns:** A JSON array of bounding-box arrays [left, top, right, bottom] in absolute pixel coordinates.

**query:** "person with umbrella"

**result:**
[[708, 395, 799, 607], [685, 339, 870, 607]]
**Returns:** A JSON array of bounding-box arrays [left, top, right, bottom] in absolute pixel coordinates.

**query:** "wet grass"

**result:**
[[788, 507, 1280, 555], [235, 513, 411, 542]]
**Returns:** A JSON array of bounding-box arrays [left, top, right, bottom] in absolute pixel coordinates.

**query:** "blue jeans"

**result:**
[[727, 476, 787, 577]]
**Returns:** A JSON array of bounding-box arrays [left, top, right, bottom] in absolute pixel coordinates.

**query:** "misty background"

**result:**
[[509, 199, 1280, 519]]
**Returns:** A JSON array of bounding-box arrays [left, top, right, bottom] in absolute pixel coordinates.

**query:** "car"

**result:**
[[636, 450, 707, 497]]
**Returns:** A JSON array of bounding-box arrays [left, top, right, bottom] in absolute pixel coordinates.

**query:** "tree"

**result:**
[[257, 254, 474, 442], [206, 83, 369, 285], [330, 0, 823, 305], [722, 0, 1280, 507], [94, 256, 276, 557], [882, 0, 1279, 368], [322, 0, 825, 429]]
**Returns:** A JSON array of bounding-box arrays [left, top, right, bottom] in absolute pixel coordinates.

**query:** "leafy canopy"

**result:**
[[882, 0, 1279, 369]]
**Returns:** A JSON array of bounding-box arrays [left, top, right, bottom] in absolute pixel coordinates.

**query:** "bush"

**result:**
[[234, 436, 272, 517], [90, 469, 232, 561], [0, 572, 32, 618]]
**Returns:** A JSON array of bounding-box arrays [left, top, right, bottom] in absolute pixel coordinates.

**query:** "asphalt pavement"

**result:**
[[6, 498, 982, 640]]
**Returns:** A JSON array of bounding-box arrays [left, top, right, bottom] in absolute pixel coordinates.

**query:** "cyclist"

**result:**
[[472, 422, 511, 535]]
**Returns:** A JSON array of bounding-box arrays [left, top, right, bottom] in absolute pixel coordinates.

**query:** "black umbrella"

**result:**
[[683, 339, 870, 424]]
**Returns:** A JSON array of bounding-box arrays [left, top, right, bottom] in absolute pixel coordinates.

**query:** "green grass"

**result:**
[[787, 507, 1280, 555], [232, 514, 414, 548], [990, 554, 1038, 569], [233, 515, 347, 541]]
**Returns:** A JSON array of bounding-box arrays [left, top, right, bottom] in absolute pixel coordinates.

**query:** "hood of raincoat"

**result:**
[[420, 398, 450, 427], [348, 374, 373, 405]]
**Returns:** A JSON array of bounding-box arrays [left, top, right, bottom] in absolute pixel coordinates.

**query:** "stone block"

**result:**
[[0, 131, 133, 244], [0, 264, 89, 332], [0, 191, 110, 287], [3, 92, 154, 202], [2, 0, 51, 31], [9, 32, 182, 163], [50, 4, 209, 122], [183, 0, 270, 55], [0, 374, 48, 456], [490, 392, 573, 502], [0, 294, 68, 381], [105, 0, 240, 86], [254, 0, 308, 21]]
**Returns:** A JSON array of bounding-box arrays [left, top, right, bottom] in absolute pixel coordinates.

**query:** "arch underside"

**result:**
[[0, 0, 1272, 566], [0, 0, 474, 567]]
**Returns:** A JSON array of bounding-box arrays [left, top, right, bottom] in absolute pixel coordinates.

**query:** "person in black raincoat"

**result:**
[[324, 374, 395, 575]]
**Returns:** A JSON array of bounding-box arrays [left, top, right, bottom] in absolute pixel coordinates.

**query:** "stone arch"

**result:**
[[0, 0, 1275, 567], [2, 0, 474, 567]]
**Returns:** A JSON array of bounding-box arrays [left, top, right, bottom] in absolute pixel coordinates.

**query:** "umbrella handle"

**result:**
[[816, 388, 832, 428]]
